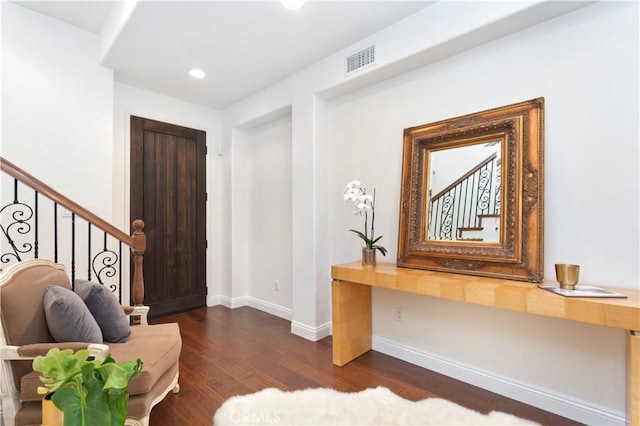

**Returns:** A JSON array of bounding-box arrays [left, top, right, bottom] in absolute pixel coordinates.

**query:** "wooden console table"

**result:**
[[331, 261, 640, 425]]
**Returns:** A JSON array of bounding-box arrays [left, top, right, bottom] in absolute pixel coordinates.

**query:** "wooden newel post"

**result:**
[[131, 219, 146, 306]]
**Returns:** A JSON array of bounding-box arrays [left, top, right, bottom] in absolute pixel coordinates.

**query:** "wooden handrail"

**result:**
[[431, 152, 497, 202], [0, 157, 146, 305], [1, 157, 134, 246]]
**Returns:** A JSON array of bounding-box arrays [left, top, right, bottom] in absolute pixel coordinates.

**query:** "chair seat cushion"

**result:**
[[20, 322, 181, 402], [108, 322, 182, 396]]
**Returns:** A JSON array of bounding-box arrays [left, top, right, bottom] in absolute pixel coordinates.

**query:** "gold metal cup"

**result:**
[[555, 263, 580, 290]]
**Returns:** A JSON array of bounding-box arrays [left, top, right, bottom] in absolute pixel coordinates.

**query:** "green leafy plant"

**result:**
[[343, 179, 387, 256], [33, 348, 142, 426]]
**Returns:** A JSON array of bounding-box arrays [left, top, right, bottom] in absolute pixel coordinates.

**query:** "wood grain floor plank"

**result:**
[[149, 306, 582, 426]]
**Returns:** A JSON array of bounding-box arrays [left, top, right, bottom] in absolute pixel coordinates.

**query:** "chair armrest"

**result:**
[[2, 343, 110, 360], [1, 345, 25, 360], [123, 305, 149, 326]]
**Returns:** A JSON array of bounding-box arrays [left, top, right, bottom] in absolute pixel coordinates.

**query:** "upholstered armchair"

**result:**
[[0, 259, 182, 426]]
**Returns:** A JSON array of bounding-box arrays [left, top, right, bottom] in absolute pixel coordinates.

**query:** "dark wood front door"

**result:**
[[130, 116, 206, 318]]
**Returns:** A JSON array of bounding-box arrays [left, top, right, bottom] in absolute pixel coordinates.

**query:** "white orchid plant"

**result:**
[[343, 179, 387, 256]]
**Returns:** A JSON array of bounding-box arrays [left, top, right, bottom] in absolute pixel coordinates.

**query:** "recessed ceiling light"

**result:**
[[281, 0, 305, 10], [189, 68, 206, 79]]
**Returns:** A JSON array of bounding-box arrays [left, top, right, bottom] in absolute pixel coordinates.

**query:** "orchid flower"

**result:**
[[342, 179, 387, 256]]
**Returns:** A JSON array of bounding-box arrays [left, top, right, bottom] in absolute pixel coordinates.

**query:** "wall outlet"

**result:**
[[274, 280, 279, 291], [395, 307, 404, 322]]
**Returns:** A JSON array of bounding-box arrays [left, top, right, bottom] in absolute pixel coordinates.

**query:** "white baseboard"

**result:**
[[207, 294, 331, 342], [373, 336, 625, 425], [207, 294, 249, 309], [291, 320, 332, 342], [206, 295, 225, 306], [207, 294, 292, 321], [247, 297, 292, 321]]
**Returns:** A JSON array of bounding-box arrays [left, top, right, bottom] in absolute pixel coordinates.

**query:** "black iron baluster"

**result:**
[[1, 179, 22, 262], [461, 179, 470, 232], [428, 195, 433, 238], [476, 163, 492, 216], [54, 204, 59, 263], [1, 179, 34, 263], [455, 185, 464, 239], [441, 192, 454, 240], [432, 198, 440, 239], [91, 231, 118, 289], [494, 158, 501, 215], [71, 213, 76, 285], [448, 186, 458, 240], [88, 222, 92, 280], [427, 194, 433, 238], [34, 191, 39, 258], [492, 162, 496, 214], [468, 173, 476, 229], [118, 242, 123, 304]]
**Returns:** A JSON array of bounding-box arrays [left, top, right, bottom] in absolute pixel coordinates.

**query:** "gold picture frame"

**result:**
[[397, 98, 544, 282]]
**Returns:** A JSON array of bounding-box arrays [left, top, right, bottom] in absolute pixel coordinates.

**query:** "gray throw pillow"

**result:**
[[74, 279, 131, 343], [43, 286, 103, 343]]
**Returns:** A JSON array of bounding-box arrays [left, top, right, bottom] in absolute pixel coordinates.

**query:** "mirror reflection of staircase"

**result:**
[[428, 153, 501, 241]]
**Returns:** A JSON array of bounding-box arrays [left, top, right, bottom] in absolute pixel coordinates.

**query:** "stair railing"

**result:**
[[0, 157, 146, 306], [428, 153, 500, 241]]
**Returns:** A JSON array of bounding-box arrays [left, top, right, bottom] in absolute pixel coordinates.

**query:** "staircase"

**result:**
[[428, 153, 501, 241], [0, 157, 146, 306]]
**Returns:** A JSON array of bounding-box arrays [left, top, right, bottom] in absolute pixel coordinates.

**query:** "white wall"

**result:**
[[1, 2, 114, 220], [1, 3, 117, 286], [220, 0, 600, 342], [327, 2, 637, 424], [222, 1, 638, 424], [0, 3, 223, 304], [328, 0, 639, 287], [112, 82, 221, 302], [232, 115, 293, 318]]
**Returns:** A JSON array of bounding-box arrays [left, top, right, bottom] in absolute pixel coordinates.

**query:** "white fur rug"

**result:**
[[213, 386, 539, 425]]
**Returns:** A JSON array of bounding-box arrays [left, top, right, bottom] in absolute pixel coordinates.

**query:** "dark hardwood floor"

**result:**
[[149, 306, 583, 425]]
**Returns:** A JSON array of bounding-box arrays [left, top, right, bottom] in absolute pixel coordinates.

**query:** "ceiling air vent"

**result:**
[[346, 45, 376, 74]]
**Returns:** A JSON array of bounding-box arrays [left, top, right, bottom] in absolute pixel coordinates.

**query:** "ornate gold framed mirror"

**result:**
[[397, 98, 544, 282]]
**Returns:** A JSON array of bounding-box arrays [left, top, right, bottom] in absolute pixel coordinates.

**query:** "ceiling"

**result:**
[[14, 1, 432, 109]]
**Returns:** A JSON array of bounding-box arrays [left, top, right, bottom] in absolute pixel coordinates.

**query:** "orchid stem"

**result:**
[[371, 189, 376, 247]]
